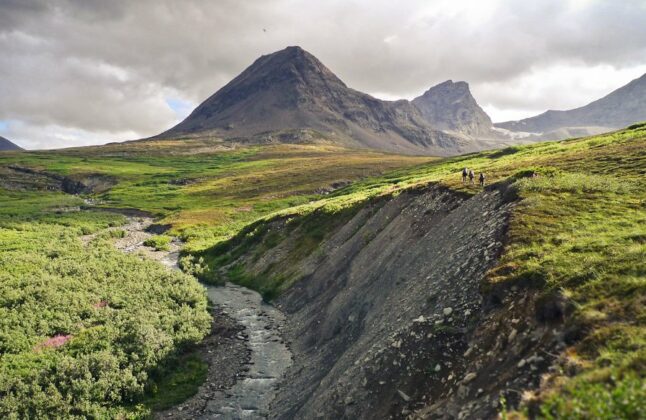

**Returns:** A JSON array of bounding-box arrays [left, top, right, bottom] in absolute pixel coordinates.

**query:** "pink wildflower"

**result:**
[[35, 334, 72, 351]]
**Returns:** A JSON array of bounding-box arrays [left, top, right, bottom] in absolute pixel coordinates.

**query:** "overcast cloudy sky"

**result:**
[[1, 0, 646, 149]]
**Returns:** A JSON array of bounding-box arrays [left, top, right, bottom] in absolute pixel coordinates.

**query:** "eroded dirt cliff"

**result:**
[[207, 185, 563, 419]]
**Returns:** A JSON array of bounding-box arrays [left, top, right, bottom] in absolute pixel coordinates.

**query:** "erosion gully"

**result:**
[[107, 215, 292, 419]]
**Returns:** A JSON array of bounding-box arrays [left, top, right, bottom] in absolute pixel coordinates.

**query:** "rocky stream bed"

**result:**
[[99, 216, 292, 419]]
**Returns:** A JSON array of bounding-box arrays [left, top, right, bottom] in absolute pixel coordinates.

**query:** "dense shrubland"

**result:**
[[0, 191, 210, 418]]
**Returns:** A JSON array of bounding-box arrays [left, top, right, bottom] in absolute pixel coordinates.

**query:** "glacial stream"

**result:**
[[111, 216, 292, 419]]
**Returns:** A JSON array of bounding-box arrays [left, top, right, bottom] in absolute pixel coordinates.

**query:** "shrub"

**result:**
[[0, 205, 210, 418], [143, 235, 172, 251]]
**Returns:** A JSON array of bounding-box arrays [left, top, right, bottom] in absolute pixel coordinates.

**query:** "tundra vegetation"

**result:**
[[0, 192, 211, 418], [0, 143, 429, 417], [0, 125, 644, 417]]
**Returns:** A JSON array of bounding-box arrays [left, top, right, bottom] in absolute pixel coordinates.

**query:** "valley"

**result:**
[[0, 123, 644, 418]]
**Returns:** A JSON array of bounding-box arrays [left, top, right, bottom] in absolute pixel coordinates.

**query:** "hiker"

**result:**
[[462, 168, 468, 184], [479, 172, 486, 187], [468, 169, 475, 185]]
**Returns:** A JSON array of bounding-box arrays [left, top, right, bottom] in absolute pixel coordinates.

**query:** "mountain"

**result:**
[[0, 136, 23, 151], [495, 72, 646, 138], [412, 80, 494, 138], [157, 46, 479, 156]]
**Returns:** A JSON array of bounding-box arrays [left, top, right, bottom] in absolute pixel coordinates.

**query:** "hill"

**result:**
[[496, 73, 646, 139], [157, 46, 496, 156], [412, 80, 497, 138], [0, 136, 23, 151]]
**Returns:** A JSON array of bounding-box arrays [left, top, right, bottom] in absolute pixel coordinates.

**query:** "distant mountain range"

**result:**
[[157, 46, 511, 156], [156, 46, 646, 154], [0, 136, 23, 151], [495, 73, 646, 139]]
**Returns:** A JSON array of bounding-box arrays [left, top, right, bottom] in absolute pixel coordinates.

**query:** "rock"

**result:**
[[463, 347, 473, 357], [462, 372, 477, 384], [413, 315, 426, 323], [457, 385, 469, 398], [398, 389, 411, 402], [517, 359, 526, 368], [443, 307, 453, 316], [508, 329, 518, 342]]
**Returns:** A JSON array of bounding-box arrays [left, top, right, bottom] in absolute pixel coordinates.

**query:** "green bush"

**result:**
[[540, 373, 645, 419], [0, 194, 211, 418], [144, 235, 172, 251]]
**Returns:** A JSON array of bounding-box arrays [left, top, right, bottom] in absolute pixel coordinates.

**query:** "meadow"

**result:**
[[0, 140, 432, 251]]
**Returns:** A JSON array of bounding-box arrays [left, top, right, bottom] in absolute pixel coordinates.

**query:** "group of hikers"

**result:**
[[462, 168, 486, 187]]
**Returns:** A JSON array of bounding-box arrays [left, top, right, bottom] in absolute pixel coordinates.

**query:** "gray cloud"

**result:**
[[1, 0, 646, 149]]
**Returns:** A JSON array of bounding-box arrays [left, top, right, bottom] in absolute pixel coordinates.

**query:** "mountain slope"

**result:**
[[157, 46, 475, 156], [0, 136, 23, 151], [412, 80, 495, 137], [495, 72, 646, 136], [195, 124, 645, 419]]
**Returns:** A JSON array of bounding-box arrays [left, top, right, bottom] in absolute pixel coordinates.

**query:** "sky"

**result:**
[[1, 0, 646, 150]]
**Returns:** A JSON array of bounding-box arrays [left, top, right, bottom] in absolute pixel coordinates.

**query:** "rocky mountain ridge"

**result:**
[[412, 80, 497, 138], [495, 72, 646, 139], [157, 46, 511, 156]]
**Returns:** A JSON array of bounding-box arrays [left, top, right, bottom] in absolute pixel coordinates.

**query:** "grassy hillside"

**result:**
[[198, 124, 645, 417], [0, 140, 432, 251]]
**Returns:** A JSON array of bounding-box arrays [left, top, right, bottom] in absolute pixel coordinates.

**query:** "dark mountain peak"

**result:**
[[236, 45, 345, 89], [156, 47, 488, 156], [0, 136, 23, 151], [419, 80, 471, 99], [165, 46, 348, 135], [270, 45, 309, 59], [413, 80, 493, 137]]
